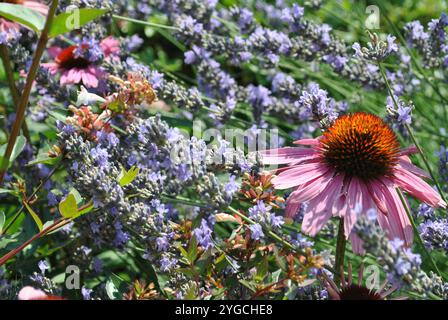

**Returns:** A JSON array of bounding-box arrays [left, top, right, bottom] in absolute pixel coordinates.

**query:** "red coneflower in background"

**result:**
[[261, 112, 446, 253], [43, 37, 120, 88]]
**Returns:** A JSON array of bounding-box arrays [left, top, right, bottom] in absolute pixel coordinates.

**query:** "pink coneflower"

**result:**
[[261, 112, 446, 252], [18, 286, 64, 300], [42, 37, 120, 88], [0, 0, 48, 42]]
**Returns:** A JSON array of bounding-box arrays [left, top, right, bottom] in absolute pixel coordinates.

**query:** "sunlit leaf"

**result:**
[[23, 201, 43, 231], [0, 3, 45, 33], [58, 193, 78, 218], [118, 166, 139, 187], [49, 8, 108, 38]]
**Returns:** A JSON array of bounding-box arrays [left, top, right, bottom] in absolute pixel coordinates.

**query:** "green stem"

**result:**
[[378, 63, 447, 205], [112, 15, 179, 31], [0, 0, 59, 186], [334, 217, 346, 283], [396, 188, 443, 279], [227, 206, 300, 253]]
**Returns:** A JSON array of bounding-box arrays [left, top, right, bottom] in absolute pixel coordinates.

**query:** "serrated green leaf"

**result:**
[[49, 8, 108, 38], [23, 201, 43, 231], [58, 193, 78, 218], [0, 3, 45, 33], [118, 166, 139, 187]]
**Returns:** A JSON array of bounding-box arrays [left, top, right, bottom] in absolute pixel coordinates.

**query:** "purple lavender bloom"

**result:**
[[38, 260, 50, 274], [156, 235, 170, 252], [90, 146, 110, 169], [249, 223, 264, 240], [160, 256, 177, 272], [224, 175, 239, 197], [193, 219, 213, 250], [81, 287, 93, 300]]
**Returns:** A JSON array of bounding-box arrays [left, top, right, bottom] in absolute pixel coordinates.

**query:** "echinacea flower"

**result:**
[[321, 263, 405, 300], [0, 0, 48, 44], [261, 112, 446, 252], [42, 37, 120, 88], [18, 286, 64, 300]]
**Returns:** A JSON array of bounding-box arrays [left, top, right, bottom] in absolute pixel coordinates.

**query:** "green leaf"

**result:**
[[0, 135, 26, 170], [0, 3, 45, 33], [105, 273, 128, 300], [187, 237, 198, 263], [27, 153, 61, 166], [0, 188, 13, 195], [72, 201, 94, 219], [0, 211, 5, 233], [118, 166, 139, 187], [58, 193, 78, 218], [49, 8, 108, 38], [23, 201, 43, 231]]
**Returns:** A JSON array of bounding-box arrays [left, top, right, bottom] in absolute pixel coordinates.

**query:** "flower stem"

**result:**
[[0, 0, 59, 186], [396, 188, 443, 279], [378, 63, 447, 205], [334, 217, 346, 283]]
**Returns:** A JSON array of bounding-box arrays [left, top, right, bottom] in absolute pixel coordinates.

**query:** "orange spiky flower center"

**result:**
[[320, 112, 400, 181]]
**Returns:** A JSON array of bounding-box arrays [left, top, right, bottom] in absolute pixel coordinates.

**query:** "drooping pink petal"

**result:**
[[82, 70, 99, 88], [272, 162, 330, 190], [394, 169, 447, 208], [368, 180, 388, 214], [396, 158, 430, 179], [380, 178, 413, 246], [301, 175, 344, 236], [285, 187, 301, 218], [399, 145, 418, 156], [349, 232, 365, 255], [344, 178, 363, 237], [286, 171, 334, 205], [260, 147, 317, 165], [293, 138, 320, 146]]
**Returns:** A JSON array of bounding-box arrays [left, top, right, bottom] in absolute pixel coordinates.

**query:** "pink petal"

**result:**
[[272, 162, 330, 190], [381, 179, 413, 246], [260, 147, 317, 165], [82, 70, 99, 88], [18, 286, 47, 300], [301, 175, 344, 236], [293, 138, 320, 146], [400, 145, 418, 156], [396, 158, 430, 179], [285, 187, 301, 218], [286, 171, 334, 205], [344, 178, 363, 237], [394, 169, 446, 208], [349, 232, 365, 255]]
